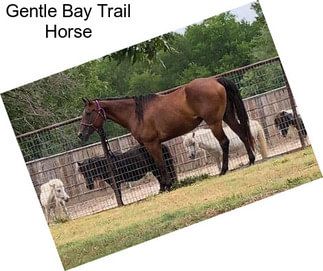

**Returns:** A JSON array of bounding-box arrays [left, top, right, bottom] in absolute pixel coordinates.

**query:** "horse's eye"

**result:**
[[57, 189, 61, 192], [86, 112, 91, 116]]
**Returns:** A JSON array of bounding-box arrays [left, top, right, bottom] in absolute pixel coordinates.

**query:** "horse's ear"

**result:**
[[82, 98, 93, 106], [85, 98, 93, 105]]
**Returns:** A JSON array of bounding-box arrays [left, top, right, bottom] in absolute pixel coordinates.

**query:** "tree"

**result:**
[[176, 63, 211, 85], [183, 13, 255, 74], [249, 25, 277, 62], [106, 33, 176, 65], [2, 72, 77, 135], [129, 71, 162, 96], [251, 1, 266, 29], [240, 63, 284, 98]]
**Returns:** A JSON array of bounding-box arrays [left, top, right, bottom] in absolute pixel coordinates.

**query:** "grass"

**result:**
[[50, 147, 321, 270]]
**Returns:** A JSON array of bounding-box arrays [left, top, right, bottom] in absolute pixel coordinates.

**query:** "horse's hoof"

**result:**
[[219, 168, 228, 176]]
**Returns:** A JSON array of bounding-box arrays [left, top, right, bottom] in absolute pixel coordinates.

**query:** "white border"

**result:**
[[0, 0, 322, 270]]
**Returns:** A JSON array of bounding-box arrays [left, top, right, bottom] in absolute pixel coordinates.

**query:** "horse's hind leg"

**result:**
[[207, 121, 229, 175], [224, 115, 255, 165]]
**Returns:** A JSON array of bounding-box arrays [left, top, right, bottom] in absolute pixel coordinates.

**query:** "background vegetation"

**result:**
[[2, 2, 277, 137]]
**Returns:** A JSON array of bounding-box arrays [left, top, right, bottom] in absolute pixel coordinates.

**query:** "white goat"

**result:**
[[183, 120, 268, 170], [40, 178, 70, 223]]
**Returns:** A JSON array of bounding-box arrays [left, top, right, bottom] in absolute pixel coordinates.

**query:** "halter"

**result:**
[[81, 100, 107, 131], [80, 100, 114, 155]]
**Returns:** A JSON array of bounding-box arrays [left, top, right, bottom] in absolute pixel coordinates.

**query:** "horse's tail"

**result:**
[[254, 121, 268, 158], [217, 77, 255, 151], [161, 144, 177, 184]]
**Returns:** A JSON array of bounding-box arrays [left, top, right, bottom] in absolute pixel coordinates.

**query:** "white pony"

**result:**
[[182, 120, 268, 170], [40, 178, 70, 223]]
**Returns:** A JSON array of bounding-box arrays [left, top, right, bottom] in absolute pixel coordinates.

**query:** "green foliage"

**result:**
[[240, 62, 284, 98], [251, 1, 266, 29], [249, 26, 277, 62], [129, 71, 162, 95], [176, 63, 211, 85], [107, 33, 176, 65], [2, 72, 78, 135], [184, 13, 255, 74]]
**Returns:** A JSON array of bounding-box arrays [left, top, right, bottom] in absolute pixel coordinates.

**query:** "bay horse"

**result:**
[[78, 77, 255, 191], [77, 144, 177, 201]]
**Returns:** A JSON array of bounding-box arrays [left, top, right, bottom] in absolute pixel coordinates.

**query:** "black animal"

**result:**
[[274, 109, 307, 138], [77, 144, 177, 205]]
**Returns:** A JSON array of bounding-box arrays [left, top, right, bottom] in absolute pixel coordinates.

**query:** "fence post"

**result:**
[[279, 60, 305, 149], [97, 128, 123, 207]]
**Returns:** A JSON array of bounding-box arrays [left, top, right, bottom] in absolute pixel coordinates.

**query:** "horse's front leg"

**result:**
[[116, 181, 124, 205], [59, 200, 69, 218], [44, 206, 50, 224], [144, 141, 171, 192]]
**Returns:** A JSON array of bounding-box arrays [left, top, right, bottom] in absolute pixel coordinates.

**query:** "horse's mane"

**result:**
[[100, 94, 157, 121], [100, 86, 182, 121], [133, 94, 157, 121]]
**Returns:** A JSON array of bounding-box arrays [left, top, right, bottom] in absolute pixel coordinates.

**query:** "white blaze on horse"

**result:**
[[183, 120, 268, 171], [40, 178, 70, 223]]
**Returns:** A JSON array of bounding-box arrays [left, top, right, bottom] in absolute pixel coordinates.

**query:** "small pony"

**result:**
[[183, 120, 268, 171], [39, 178, 70, 223], [274, 109, 307, 138], [77, 144, 177, 205]]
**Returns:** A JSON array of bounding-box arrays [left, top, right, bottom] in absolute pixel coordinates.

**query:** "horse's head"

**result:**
[[274, 111, 292, 137], [50, 181, 70, 202], [78, 98, 106, 141], [183, 132, 197, 159], [77, 161, 95, 190]]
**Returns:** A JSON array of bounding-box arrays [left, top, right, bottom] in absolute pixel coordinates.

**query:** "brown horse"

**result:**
[[78, 77, 255, 191]]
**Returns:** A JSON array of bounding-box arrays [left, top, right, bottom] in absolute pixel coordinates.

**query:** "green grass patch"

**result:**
[[51, 147, 321, 269], [171, 173, 209, 189]]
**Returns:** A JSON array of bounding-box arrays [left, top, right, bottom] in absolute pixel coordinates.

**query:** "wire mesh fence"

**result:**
[[16, 57, 309, 223]]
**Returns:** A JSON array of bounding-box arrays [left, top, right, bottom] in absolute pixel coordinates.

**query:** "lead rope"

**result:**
[[97, 127, 115, 158], [95, 100, 115, 157]]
